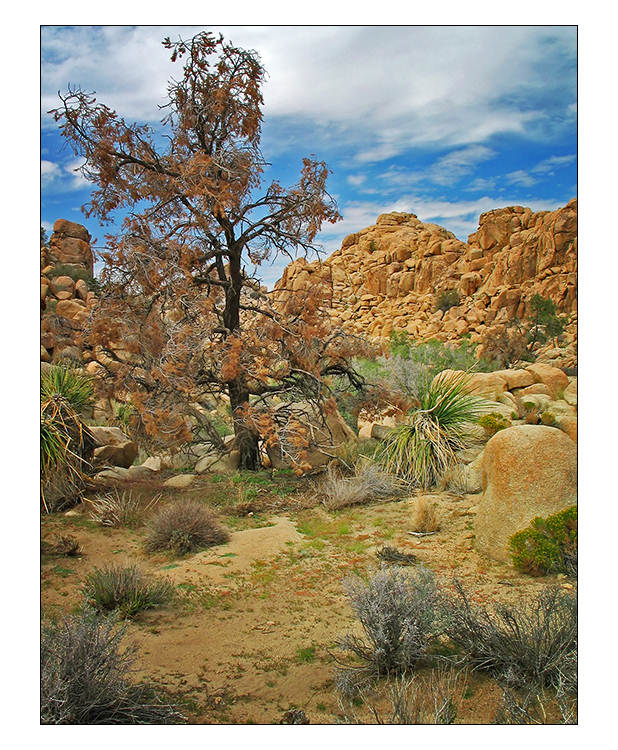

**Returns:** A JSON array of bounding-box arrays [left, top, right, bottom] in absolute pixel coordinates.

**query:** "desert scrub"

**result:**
[[335, 565, 438, 692], [521, 401, 542, 425], [339, 666, 468, 725], [321, 462, 402, 510], [434, 288, 460, 313], [377, 371, 489, 487], [87, 489, 161, 528], [438, 581, 577, 692], [82, 564, 175, 618], [41, 607, 184, 724], [509, 506, 577, 577], [478, 412, 511, 438], [540, 411, 556, 426], [145, 499, 230, 555]]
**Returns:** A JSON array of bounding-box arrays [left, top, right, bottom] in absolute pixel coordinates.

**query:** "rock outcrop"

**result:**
[[274, 200, 577, 359], [41, 220, 98, 364], [474, 425, 577, 562]]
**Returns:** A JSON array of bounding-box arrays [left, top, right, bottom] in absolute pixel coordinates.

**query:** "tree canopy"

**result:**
[[50, 31, 367, 470]]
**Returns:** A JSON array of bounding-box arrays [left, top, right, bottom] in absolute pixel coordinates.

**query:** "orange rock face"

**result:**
[[274, 200, 577, 351]]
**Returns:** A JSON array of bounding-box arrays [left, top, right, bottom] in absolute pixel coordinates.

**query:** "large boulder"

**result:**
[[266, 401, 356, 470], [90, 426, 138, 468], [474, 425, 577, 562]]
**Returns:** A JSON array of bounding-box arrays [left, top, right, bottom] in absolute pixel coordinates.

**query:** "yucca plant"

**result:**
[[377, 372, 490, 488], [41, 364, 94, 410], [41, 366, 96, 513]]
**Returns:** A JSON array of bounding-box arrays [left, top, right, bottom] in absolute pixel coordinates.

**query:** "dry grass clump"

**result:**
[[339, 665, 469, 725], [82, 564, 175, 618], [145, 499, 230, 555], [322, 462, 402, 510], [88, 489, 160, 528], [438, 581, 577, 692], [41, 534, 81, 557], [413, 497, 440, 533], [41, 607, 184, 724]]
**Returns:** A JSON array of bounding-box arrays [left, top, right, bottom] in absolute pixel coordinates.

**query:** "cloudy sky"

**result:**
[[41, 25, 577, 286]]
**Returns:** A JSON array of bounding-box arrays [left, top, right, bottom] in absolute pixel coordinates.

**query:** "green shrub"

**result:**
[[82, 564, 175, 618], [478, 412, 511, 437], [377, 372, 490, 487], [527, 294, 567, 348], [509, 506, 577, 577], [145, 500, 230, 555], [540, 411, 556, 426], [41, 607, 184, 724], [435, 289, 460, 313]]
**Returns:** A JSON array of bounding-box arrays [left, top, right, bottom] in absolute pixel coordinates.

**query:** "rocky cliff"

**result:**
[[274, 199, 577, 349]]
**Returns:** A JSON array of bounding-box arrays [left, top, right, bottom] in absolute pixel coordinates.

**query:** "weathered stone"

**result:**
[[563, 378, 577, 406], [474, 426, 577, 562], [163, 474, 197, 488], [525, 363, 569, 398], [90, 426, 138, 468]]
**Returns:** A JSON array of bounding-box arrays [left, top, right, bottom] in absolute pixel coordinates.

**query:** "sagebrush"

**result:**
[[437, 581, 577, 692], [335, 565, 438, 691], [41, 607, 184, 724]]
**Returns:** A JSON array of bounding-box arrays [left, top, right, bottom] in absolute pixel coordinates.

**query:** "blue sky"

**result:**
[[41, 25, 577, 286]]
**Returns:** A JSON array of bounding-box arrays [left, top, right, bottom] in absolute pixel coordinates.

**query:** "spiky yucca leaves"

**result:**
[[377, 372, 490, 488], [41, 366, 96, 512], [41, 364, 94, 410]]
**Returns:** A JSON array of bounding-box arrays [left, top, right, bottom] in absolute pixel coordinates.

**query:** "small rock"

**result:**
[[163, 474, 196, 488]]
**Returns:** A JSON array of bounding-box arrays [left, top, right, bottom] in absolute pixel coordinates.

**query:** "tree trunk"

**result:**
[[229, 379, 261, 470]]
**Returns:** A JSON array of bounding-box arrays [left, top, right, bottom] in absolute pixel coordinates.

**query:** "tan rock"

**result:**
[[556, 415, 577, 443], [90, 426, 138, 468], [525, 363, 569, 398], [163, 474, 197, 488], [517, 383, 553, 398], [474, 426, 577, 562], [56, 299, 87, 320], [53, 219, 91, 242], [563, 378, 577, 406], [500, 369, 534, 390], [49, 275, 75, 298], [41, 345, 51, 363]]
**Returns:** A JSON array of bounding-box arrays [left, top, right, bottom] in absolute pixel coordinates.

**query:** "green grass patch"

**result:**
[[296, 645, 317, 664]]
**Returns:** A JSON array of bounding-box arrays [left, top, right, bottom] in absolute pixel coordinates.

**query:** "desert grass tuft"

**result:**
[[82, 564, 174, 618], [145, 499, 230, 555]]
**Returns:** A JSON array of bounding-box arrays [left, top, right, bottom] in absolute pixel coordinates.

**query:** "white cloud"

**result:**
[[346, 174, 367, 187], [505, 170, 537, 187], [532, 154, 577, 174], [41, 159, 61, 184], [41, 25, 576, 163]]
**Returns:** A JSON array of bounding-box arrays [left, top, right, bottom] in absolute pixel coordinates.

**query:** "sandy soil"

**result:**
[[40, 477, 574, 724]]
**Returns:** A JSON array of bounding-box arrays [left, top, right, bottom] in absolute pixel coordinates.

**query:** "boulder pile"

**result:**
[[274, 199, 577, 363], [41, 220, 98, 364]]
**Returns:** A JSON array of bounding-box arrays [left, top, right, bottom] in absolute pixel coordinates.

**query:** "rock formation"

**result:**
[[274, 199, 577, 361], [41, 220, 98, 364]]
